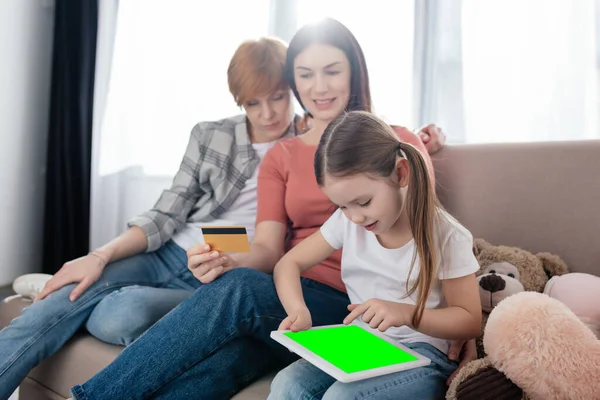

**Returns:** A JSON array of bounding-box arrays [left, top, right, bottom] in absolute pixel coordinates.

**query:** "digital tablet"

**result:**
[[270, 324, 431, 382]]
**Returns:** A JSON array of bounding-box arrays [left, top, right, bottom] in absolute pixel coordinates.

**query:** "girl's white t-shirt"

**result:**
[[320, 208, 480, 355]]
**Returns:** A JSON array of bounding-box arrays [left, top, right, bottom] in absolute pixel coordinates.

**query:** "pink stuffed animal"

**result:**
[[544, 272, 600, 338], [483, 291, 600, 400]]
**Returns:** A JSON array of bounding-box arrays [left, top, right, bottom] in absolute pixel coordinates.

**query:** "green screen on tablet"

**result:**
[[283, 325, 418, 373]]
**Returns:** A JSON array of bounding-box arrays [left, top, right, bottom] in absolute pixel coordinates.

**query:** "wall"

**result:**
[[0, 0, 55, 285]]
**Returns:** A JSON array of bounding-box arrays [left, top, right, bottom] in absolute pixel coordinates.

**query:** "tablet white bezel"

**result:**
[[270, 324, 431, 383]]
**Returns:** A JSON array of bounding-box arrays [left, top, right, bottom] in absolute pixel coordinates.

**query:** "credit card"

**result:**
[[201, 226, 250, 253]]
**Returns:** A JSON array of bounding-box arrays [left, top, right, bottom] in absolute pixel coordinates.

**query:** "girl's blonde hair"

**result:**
[[314, 111, 441, 328]]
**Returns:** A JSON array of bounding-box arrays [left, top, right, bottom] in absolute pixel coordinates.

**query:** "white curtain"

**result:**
[[90, 0, 119, 251], [90, 0, 270, 249], [416, 0, 598, 143]]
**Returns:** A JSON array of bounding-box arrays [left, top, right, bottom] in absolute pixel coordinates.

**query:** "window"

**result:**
[[422, 0, 598, 143], [98, 0, 271, 176]]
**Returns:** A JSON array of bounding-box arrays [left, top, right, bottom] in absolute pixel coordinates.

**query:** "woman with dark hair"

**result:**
[[286, 17, 372, 115], [68, 19, 449, 399]]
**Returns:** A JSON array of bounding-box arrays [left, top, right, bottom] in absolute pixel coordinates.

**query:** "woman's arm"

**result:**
[[128, 124, 208, 252], [229, 220, 287, 272], [94, 226, 148, 263]]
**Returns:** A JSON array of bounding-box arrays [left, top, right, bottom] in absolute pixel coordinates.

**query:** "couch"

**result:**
[[2, 139, 599, 399]]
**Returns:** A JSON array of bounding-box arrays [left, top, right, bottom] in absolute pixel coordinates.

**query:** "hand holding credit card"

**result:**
[[201, 226, 251, 253]]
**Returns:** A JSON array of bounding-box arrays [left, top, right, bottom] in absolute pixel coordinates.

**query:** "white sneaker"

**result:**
[[12, 273, 53, 300]]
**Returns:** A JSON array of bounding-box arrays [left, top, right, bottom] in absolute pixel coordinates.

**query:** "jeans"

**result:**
[[86, 285, 193, 346], [0, 241, 197, 400], [70, 267, 351, 400], [268, 342, 457, 400]]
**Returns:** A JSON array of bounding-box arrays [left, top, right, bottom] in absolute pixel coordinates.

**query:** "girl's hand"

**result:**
[[344, 299, 414, 332], [187, 244, 237, 283], [446, 339, 478, 385], [278, 307, 313, 332]]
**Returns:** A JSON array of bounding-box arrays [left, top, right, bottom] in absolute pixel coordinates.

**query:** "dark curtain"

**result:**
[[43, 0, 98, 274]]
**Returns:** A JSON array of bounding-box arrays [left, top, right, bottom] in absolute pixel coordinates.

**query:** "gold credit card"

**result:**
[[201, 226, 250, 253]]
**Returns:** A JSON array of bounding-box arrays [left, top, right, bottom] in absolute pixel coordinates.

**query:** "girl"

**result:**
[[269, 111, 482, 399], [67, 19, 447, 399]]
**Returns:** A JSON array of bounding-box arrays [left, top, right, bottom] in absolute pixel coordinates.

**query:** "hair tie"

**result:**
[[396, 142, 407, 158]]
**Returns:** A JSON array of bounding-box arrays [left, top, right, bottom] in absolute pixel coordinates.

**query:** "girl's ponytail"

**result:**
[[398, 142, 438, 328]]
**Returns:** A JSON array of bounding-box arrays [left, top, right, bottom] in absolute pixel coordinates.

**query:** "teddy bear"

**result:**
[[483, 290, 600, 400], [446, 238, 569, 400], [477, 273, 600, 400]]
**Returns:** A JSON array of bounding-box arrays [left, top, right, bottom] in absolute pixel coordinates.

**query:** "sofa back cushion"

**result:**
[[432, 140, 600, 275]]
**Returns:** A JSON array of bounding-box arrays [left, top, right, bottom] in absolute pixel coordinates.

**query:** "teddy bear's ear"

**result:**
[[473, 238, 492, 257], [536, 252, 569, 278]]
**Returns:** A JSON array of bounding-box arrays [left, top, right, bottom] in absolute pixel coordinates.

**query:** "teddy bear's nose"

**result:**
[[480, 274, 506, 293]]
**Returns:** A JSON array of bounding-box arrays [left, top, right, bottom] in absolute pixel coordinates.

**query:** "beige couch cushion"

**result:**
[[20, 377, 69, 400], [433, 140, 600, 274]]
